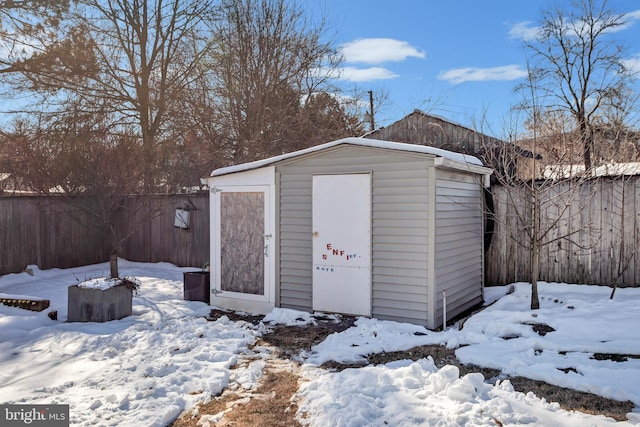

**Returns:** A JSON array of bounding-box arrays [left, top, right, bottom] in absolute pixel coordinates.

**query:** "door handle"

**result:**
[[264, 234, 271, 257]]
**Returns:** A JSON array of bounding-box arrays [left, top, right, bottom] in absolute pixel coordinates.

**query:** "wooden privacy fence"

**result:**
[[3, 178, 640, 288], [0, 194, 209, 276], [485, 175, 640, 287]]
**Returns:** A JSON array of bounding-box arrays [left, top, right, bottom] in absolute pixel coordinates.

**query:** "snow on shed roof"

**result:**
[[210, 137, 484, 177]]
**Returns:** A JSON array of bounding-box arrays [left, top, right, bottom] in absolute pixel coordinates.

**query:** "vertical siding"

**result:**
[[277, 146, 432, 325], [372, 166, 430, 325], [278, 172, 313, 310], [434, 170, 484, 327]]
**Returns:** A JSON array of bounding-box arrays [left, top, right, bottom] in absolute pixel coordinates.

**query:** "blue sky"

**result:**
[[315, 0, 640, 138]]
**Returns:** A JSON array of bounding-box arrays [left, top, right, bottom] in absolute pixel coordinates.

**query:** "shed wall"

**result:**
[[434, 170, 484, 326], [277, 146, 433, 326]]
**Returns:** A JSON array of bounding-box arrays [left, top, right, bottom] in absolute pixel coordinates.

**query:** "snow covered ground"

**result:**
[[0, 260, 639, 426]]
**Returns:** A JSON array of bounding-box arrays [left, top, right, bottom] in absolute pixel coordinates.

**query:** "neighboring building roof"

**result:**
[[366, 109, 541, 159], [542, 162, 640, 179], [209, 137, 486, 178], [0, 173, 43, 195], [364, 109, 490, 138], [366, 109, 500, 147]]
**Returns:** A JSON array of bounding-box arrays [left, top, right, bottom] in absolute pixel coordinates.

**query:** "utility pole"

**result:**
[[368, 90, 375, 131]]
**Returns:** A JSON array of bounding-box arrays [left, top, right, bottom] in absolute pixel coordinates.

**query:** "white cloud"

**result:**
[[622, 54, 640, 75], [340, 38, 425, 64], [437, 65, 528, 84], [337, 66, 398, 82], [624, 9, 640, 21], [617, 10, 640, 31], [508, 21, 541, 41]]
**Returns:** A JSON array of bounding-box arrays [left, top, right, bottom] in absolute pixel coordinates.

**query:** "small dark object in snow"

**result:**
[[48, 310, 58, 321], [414, 331, 427, 336], [526, 322, 556, 336], [531, 313, 538, 317], [501, 334, 520, 340], [207, 309, 263, 325], [558, 367, 579, 374], [592, 353, 633, 363], [567, 305, 575, 309]]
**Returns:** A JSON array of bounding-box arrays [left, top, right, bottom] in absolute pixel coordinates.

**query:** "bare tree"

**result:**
[[206, 0, 347, 164], [5, 0, 216, 189], [296, 92, 363, 146], [3, 103, 153, 278], [0, 1, 72, 73], [487, 66, 599, 309], [488, 140, 600, 309], [525, 0, 634, 173]]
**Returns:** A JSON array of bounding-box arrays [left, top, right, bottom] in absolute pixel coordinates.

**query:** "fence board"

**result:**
[[622, 178, 638, 286], [575, 182, 594, 283], [635, 181, 640, 285], [595, 181, 605, 283], [608, 180, 624, 286]]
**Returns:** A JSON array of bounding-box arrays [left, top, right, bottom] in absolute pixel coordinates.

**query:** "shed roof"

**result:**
[[210, 137, 485, 177]]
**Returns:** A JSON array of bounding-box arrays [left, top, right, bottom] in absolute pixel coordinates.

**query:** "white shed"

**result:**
[[204, 137, 492, 329]]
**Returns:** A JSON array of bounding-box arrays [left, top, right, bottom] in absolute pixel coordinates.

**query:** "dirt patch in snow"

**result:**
[[260, 315, 357, 359], [170, 310, 635, 425], [170, 310, 356, 427], [171, 364, 301, 427], [171, 326, 304, 427]]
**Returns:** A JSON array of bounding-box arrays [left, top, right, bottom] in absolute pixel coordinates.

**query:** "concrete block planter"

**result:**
[[67, 278, 138, 322]]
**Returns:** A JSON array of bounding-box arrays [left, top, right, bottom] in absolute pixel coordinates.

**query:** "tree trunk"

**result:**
[[580, 118, 593, 174], [530, 181, 540, 310], [531, 243, 540, 310], [110, 251, 119, 279]]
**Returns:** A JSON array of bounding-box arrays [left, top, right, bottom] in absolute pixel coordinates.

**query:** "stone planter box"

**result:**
[[67, 281, 134, 322], [183, 271, 210, 304]]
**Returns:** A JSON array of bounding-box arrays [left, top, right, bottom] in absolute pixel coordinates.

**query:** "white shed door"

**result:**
[[212, 185, 272, 306], [312, 174, 371, 316]]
